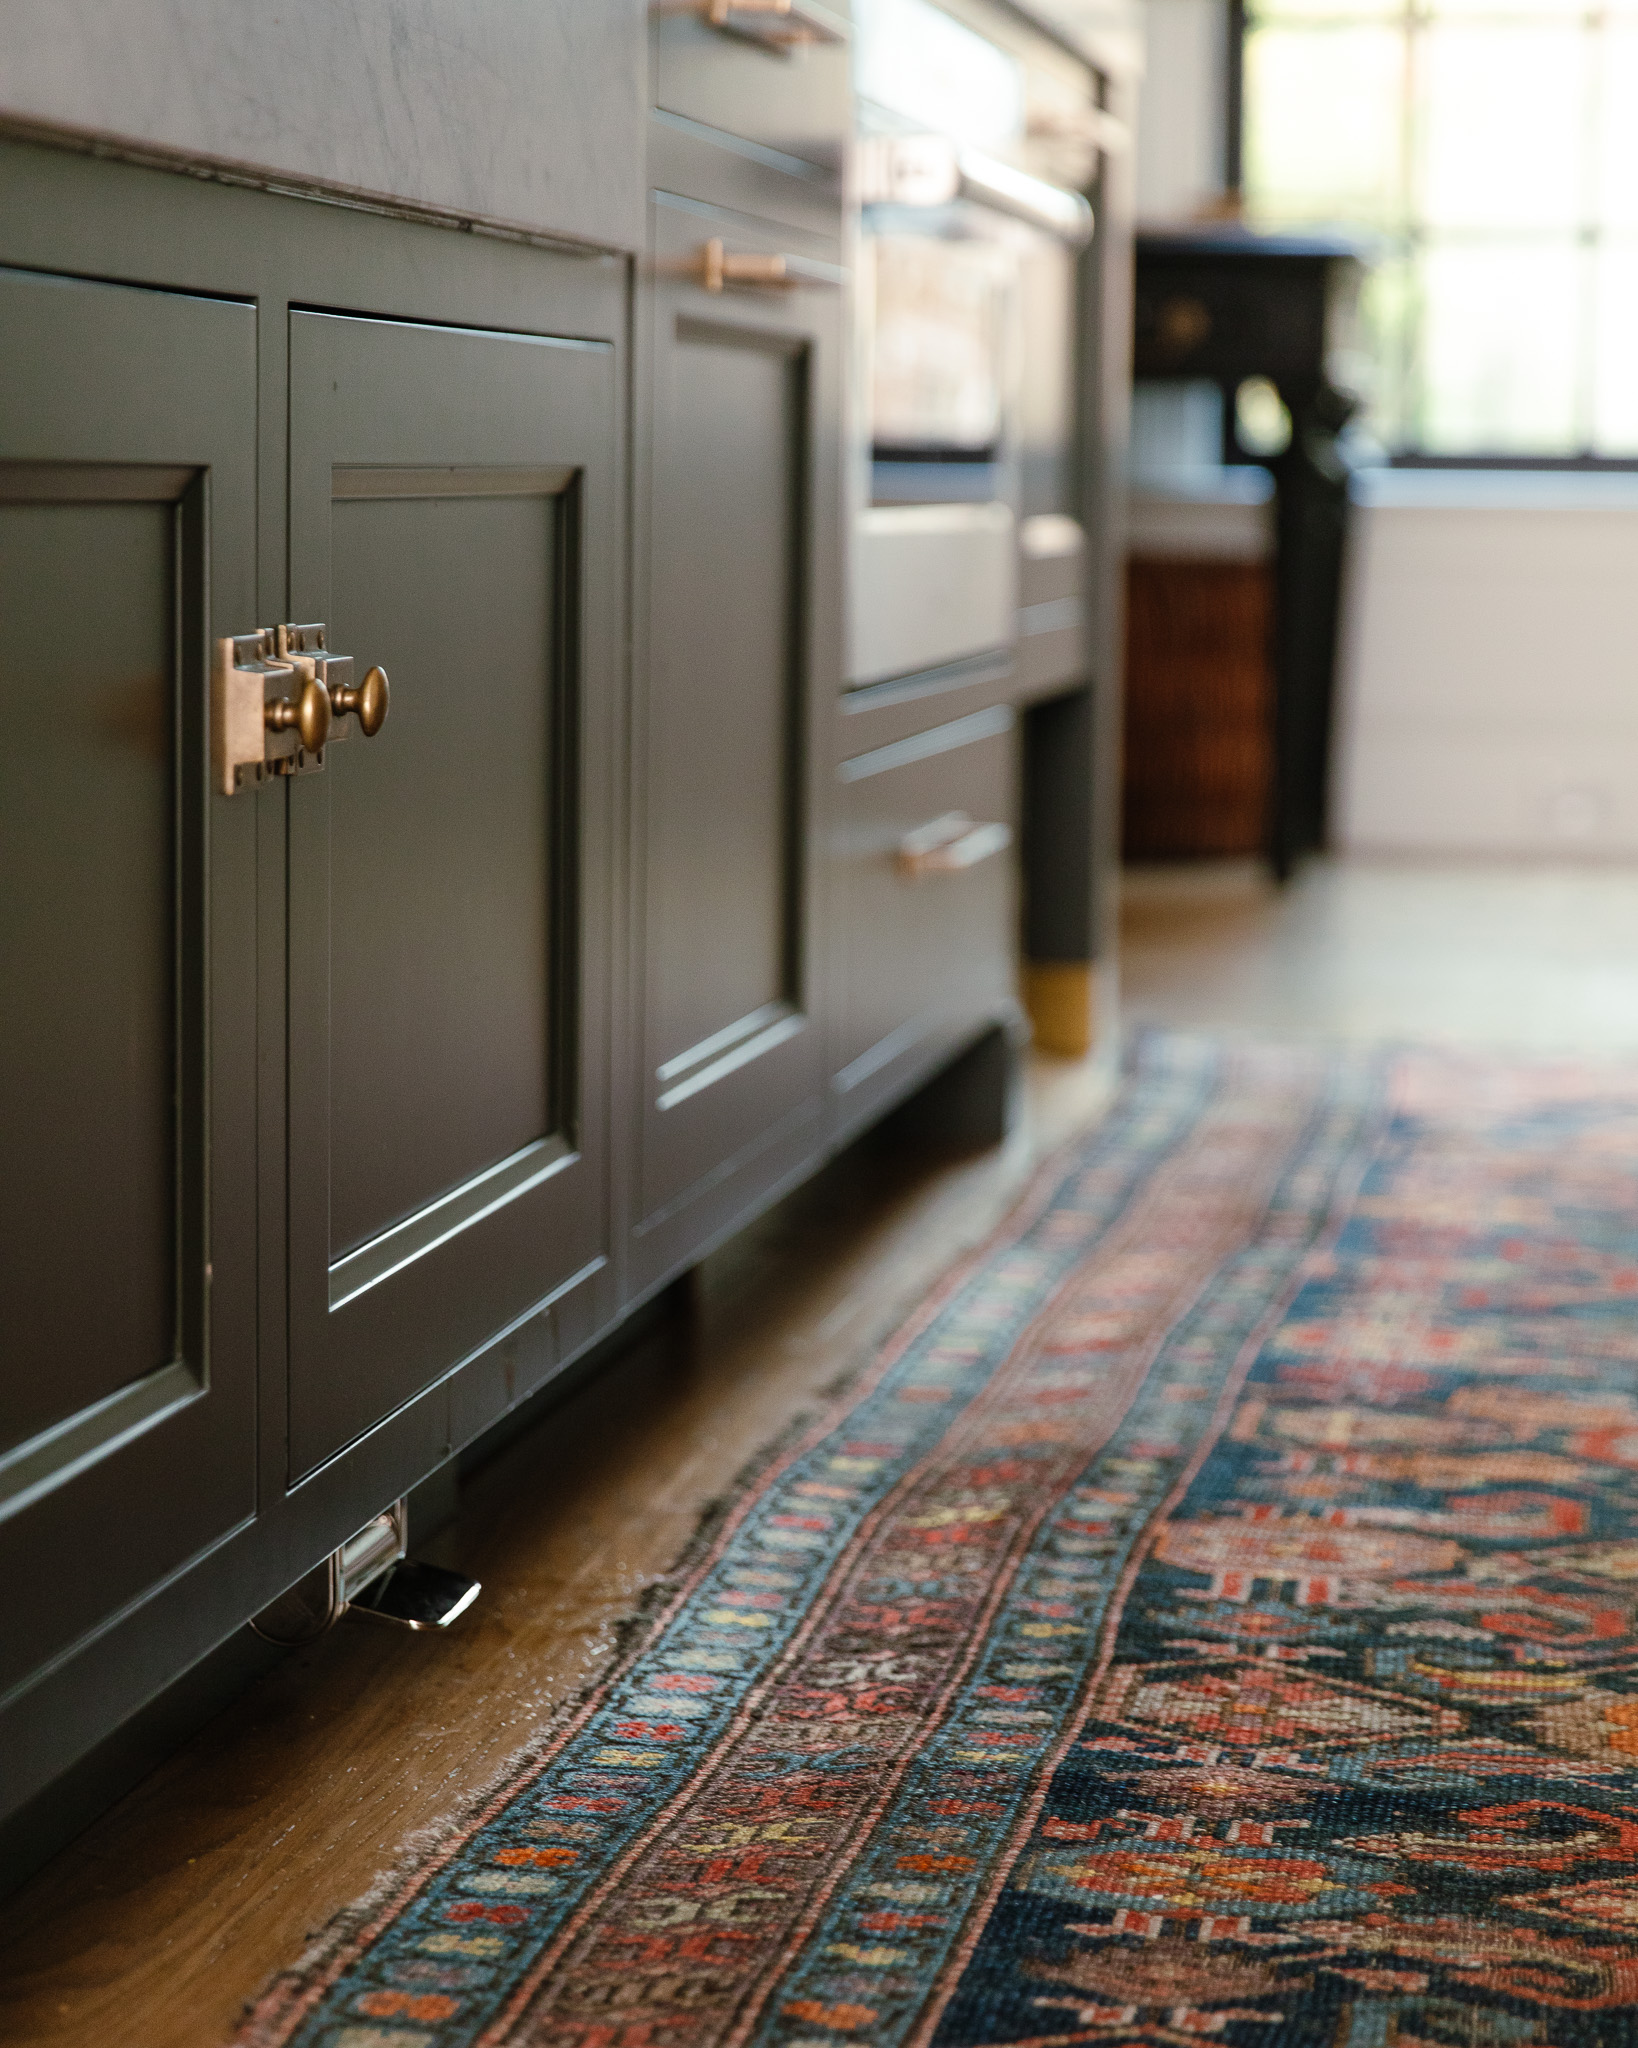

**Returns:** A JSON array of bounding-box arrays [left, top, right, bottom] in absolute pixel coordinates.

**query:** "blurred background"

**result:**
[[1047, 0, 1638, 1044]]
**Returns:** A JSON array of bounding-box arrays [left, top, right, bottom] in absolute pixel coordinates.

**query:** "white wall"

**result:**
[[1133, 0, 1226, 220], [1334, 471, 1638, 857]]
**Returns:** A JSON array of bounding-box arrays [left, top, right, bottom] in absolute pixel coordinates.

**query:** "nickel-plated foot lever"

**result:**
[[250, 1498, 480, 1645]]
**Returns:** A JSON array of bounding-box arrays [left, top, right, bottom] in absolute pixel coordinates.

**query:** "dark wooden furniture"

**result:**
[[1133, 227, 1363, 876], [0, 0, 1132, 1881], [1122, 557, 1274, 858]]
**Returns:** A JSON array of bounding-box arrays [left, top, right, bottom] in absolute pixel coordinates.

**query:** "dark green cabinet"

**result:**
[[0, 265, 259, 1700], [0, 0, 1092, 1855], [0, 153, 627, 1831], [631, 194, 843, 1288], [284, 312, 617, 1477]]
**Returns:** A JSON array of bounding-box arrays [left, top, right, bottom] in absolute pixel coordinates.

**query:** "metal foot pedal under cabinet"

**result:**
[[251, 1500, 480, 1644]]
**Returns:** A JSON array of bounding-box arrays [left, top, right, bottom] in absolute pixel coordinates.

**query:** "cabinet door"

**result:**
[[285, 312, 616, 1480], [833, 707, 1018, 1132], [0, 267, 257, 1696], [636, 199, 841, 1277]]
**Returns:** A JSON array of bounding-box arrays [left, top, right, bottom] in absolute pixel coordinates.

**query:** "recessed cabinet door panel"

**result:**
[[0, 266, 257, 1696], [327, 490, 557, 1258], [4, 500, 175, 1447], [639, 199, 838, 1238], [287, 312, 615, 1480]]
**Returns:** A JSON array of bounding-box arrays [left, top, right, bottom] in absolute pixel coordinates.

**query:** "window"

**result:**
[[1243, 0, 1638, 455]]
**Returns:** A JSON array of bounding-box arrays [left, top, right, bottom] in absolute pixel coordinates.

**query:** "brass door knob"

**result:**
[[265, 677, 332, 754], [330, 664, 390, 737]]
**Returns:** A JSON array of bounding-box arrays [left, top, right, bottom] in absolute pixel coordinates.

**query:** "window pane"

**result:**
[[1244, 25, 1409, 228], [1417, 240, 1584, 451], [1354, 249, 1417, 446], [1429, 0, 1590, 19], [1418, 25, 1589, 232], [1592, 242, 1638, 451], [1597, 28, 1638, 231], [1250, 0, 1401, 21]]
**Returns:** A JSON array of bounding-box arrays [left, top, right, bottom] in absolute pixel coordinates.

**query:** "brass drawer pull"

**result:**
[[694, 238, 844, 294], [895, 813, 1013, 879], [701, 0, 846, 47], [703, 239, 786, 293]]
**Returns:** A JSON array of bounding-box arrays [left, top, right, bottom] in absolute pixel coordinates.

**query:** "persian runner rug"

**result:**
[[243, 1034, 1638, 2048]]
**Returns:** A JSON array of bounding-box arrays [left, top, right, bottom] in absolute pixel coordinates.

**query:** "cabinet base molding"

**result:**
[[1022, 959, 1097, 1058]]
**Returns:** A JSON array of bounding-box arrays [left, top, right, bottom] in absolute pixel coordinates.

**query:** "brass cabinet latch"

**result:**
[[213, 621, 390, 796]]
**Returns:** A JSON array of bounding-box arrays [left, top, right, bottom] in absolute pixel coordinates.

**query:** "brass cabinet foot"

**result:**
[[1023, 960, 1096, 1058]]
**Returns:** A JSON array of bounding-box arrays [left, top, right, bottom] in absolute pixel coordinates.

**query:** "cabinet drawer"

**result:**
[[655, 1, 850, 171], [833, 706, 1017, 1120]]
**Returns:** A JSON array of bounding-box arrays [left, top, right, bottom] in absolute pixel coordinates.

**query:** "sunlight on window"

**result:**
[[1245, 29, 1406, 228], [1245, 0, 1638, 454], [1420, 242, 1584, 452], [1419, 26, 1584, 233], [1593, 245, 1638, 451]]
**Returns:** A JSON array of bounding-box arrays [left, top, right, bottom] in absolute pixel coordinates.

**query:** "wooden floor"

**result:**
[[9, 852, 1638, 2046], [1123, 855, 1638, 1049]]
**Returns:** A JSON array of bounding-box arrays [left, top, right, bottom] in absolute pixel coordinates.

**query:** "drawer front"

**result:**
[[654, 2, 851, 171], [833, 706, 1017, 1116]]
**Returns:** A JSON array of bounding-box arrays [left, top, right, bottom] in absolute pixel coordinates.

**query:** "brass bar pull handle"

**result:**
[[701, 0, 846, 46], [328, 664, 390, 737], [697, 238, 842, 294], [702, 238, 786, 293], [895, 813, 1013, 879]]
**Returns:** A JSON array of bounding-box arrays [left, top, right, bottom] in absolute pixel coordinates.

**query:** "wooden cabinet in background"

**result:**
[[1122, 556, 1274, 859]]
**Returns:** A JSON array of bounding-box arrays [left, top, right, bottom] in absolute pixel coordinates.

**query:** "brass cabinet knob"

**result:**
[[265, 676, 332, 754], [330, 664, 390, 737]]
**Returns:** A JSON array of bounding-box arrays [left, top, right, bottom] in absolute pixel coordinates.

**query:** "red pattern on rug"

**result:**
[[243, 1038, 1638, 2048]]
